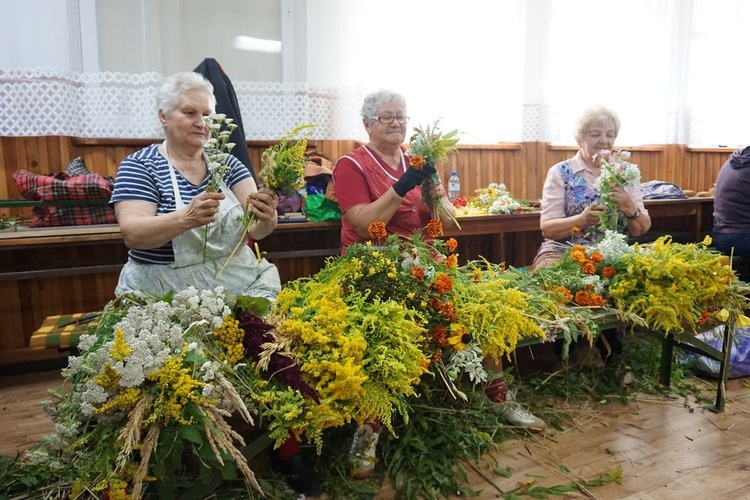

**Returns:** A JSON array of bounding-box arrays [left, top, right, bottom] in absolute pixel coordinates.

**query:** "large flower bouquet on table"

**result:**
[[255, 221, 571, 444], [2, 288, 274, 498], [524, 231, 750, 339]]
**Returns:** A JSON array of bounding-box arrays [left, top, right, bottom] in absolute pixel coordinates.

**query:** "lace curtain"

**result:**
[[2, 0, 749, 145]]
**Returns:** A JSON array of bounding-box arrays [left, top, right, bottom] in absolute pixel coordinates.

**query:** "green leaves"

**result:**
[[407, 121, 460, 167]]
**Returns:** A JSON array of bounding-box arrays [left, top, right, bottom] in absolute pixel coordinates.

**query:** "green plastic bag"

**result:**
[[304, 193, 341, 222]]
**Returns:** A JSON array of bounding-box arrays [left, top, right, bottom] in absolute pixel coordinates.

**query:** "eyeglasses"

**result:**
[[369, 115, 409, 125]]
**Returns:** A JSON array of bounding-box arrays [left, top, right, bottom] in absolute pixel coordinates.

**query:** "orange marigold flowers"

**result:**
[[426, 219, 443, 238], [411, 265, 425, 282], [590, 252, 603, 263], [574, 290, 590, 306], [602, 266, 617, 278], [409, 154, 426, 169], [571, 249, 587, 263], [445, 254, 458, 269], [431, 325, 449, 345], [582, 262, 596, 275], [698, 309, 710, 325], [431, 272, 454, 293], [589, 294, 604, 307], [430, 347, 443, 363], [440, 302, 458, 321], [571, 226, 581, 234], [368, 221, 387, 240], [550, 285, 573, 303], [445, 238, 458, 253]]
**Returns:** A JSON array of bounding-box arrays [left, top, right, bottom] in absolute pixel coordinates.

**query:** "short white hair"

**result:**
[[360, 89, 407, 123], [157, 71, 216, 116], [574, 105, 620, 143]]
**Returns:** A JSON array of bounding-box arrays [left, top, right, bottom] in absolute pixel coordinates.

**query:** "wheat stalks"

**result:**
[[204, 405, 261, 493], [116, 394, 151, 471], [215, 373, 254, 424], [132, 424, 160, 499]]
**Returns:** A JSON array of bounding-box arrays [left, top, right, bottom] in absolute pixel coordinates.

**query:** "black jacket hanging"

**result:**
[[194, 58, 256, 182]]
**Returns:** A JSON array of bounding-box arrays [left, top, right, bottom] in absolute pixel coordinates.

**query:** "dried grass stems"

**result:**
[[203, 405, 261, 493]]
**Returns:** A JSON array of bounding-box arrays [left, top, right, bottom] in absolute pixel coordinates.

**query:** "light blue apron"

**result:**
[[115, 152, 281, 300]]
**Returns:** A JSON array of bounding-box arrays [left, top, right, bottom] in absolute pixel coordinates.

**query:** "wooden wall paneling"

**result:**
[[0, 138, 10, 218], [0, 282, 24, 350], [666, 144, 681, 189], [105, 146, 120, 178], [41, 136, 59, 172]]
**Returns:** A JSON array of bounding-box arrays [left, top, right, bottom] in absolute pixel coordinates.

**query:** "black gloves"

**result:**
[[392, 165, 436, 197]]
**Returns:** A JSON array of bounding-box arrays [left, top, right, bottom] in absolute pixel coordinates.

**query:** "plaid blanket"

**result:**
[[29, 312, 100, 350], [12, 168, 117, 227]]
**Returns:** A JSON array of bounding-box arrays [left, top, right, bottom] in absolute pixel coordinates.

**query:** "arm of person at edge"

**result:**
[[338, 166, 455, 240], [116, 178, 277, 250], [539, 168, 651, 241]]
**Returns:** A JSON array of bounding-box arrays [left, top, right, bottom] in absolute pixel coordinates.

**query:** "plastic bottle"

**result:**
[[448, 171, 461, 202]]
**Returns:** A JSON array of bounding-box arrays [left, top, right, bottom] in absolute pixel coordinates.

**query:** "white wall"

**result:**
[[0, 0, 77, 69], [0, 0, 282, 80]]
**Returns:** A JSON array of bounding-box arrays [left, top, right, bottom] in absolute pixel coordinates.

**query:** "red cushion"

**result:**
[[12, 169, 117, 227]]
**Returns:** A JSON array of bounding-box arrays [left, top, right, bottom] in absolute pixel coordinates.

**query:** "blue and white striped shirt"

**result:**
[[110, 143, 252, 264]]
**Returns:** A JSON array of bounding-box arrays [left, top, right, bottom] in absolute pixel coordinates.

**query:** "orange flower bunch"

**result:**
[[409, 154, 426, 169], [543, 284, 573, 303], [426, 219, 443, 238], [431, 273, 454, 294], [574, 289, 605, 307], [368, 221, 387, 241]]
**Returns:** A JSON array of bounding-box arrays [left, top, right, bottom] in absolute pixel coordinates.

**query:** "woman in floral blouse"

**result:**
[[533, 105, 651, 270]]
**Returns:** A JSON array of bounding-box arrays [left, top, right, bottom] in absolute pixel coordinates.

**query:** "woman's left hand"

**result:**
[[609, 187, 637, 215], [247, 188, 278, 222]]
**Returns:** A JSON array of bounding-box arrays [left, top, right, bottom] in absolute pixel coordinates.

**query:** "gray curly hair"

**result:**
[[360, 89, 407, 123], [157, 71, 216, 116], [574, 105, 621, 143]]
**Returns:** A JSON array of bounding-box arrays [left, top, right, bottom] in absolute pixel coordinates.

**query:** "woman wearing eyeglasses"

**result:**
[[333, 89, 456, 252], [334, 90, 545, 481]]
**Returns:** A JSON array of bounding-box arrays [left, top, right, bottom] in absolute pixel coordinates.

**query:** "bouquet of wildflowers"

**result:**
[[217, 123, 315, 278], [455, 182, 534, 216], [14, 287, 266, 498], [258, 123, 315, 192], [526, 232, 750, 337], [258, 222, 556, 444], [405, 121, 461, 231], [593, 150, 641, 234]]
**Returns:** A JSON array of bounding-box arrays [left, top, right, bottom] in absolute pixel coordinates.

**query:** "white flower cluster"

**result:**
[[445, 344, 488, 384], [488, 194, 522, 215], [590, 230, 635, 265], [68, 286, 232, 419], [474, 183, 523, 215], [477, 182, 508, 205], [594, 150, 640, 193]]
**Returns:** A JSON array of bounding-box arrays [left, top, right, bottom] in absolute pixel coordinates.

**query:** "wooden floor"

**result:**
[[2, 369, 749, 499]]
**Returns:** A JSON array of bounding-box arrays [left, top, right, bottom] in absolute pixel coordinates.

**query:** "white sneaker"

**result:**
[[491, 402, 546, 431], [349, 423, 380, 479]]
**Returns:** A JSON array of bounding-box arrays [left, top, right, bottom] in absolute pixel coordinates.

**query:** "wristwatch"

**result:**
[[626, 208, 641, 219]]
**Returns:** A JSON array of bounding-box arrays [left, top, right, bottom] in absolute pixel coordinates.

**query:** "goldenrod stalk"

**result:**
[[215, 210, 256, 279]]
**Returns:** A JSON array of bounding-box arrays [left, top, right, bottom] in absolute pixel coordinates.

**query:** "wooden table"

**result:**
[[641, 197, 714, 242]]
